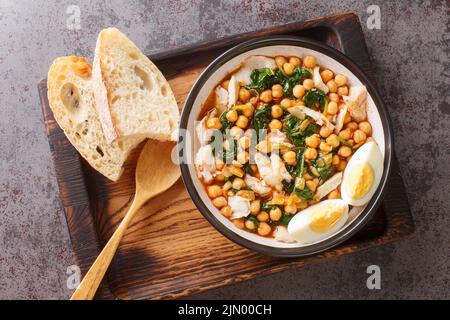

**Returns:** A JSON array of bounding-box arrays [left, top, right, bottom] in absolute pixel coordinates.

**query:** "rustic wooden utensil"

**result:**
[[70, 139, 180, 300]]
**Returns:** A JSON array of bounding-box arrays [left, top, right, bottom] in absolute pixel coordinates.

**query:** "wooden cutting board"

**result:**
[[37, 13, 414, 300]]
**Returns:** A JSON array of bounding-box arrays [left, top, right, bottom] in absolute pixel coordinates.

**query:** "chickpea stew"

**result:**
[[194, 54, 382, 244]]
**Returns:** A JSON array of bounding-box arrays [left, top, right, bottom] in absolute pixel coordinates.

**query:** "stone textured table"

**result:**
[[0, 0, 448, 299]]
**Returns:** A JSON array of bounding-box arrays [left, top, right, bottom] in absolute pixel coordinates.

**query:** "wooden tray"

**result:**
[[38, 13, 414, 300]]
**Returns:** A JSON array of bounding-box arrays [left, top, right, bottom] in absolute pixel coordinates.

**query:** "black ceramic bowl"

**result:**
[[179, 36, 393, 257]]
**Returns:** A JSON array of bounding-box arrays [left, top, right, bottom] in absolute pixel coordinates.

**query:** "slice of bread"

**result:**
[[93, 27, 179, 144], [47, 56, 142, 181]]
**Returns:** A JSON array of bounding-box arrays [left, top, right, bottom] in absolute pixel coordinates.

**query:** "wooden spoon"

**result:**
[[70, 139, 180, 300]]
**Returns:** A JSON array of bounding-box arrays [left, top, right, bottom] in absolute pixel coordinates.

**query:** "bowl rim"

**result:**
[[178, 35, 393, 257]]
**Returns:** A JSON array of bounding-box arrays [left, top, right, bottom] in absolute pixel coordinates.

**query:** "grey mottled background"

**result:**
[[0, 0, 448, 299]]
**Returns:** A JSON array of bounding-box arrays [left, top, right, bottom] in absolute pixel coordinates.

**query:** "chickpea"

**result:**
[[207, 185, 222, 198], [326, 80, 337, 93], [334, 74, 347, 87], [245, 219, 256, 230], [222, 181, 232, 192], [283, 151, 297, 165], [329, 92, 339, 103], [280, 98, 292, 108], [269, 119, 282, 131], [240, 103, 255, 117], [226, 109, 238, 122], [283, 62, 295, 76], [221, 79, 230, 89], [327, 101, 338, 115], [320, 69, 334, 83], [338, 128, 352, 140], [320, 125, 333, 138], [306, 180, 318, 192], [230, 165, 244, 177], [206, 117, 222, 129], [221, 206, 233, 217], [343, 112, 352, 124], [326, 134, 340, 148], [271, 105, 284, 118], [293, 100, 305, 107], [212, 196, 227, 208], [337, 85, 349, 97], [250, 200, 261, 215], [260, 89, 273, 103], [230, 126, 244, 139], [236, 115, 249, 129], [304, 147, 318, 160], [346, 121, 358, 131], [269, 208, 282, 221], [305, 134, 320, 148], [239, 88, 251, 103], [332, 154, 340, 165], [353, 129, 367, 144], [233, 218, 245, 229], [336, 159, 347, 171], [328, 189, 341, 200], [257, 211, 269, 222], [338, 145, 352, 157], [257, 222, 272, 236], [232, 177, 245, 190], [257, 140, 271, 153], [319, 141, 332, 154], [289, 56, 301, 66], [293, 84, 306, 99], [275, 56, 287, 67], [303, 55, 316, 69], [303, 79, 314, 90], [215, 173, 225, 182], [239, 136, 250, 149], [347, 139, 355, 147], [237, 151, 249, 164], [272, 84, 284, 98], [227, 190, 236, 197], [284, 204, 297, 214], [358, 121, 372, 135]]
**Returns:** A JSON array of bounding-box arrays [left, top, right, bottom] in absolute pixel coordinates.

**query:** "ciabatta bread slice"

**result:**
[[47, 56, 142, 181], [93, 27, 179, 144]]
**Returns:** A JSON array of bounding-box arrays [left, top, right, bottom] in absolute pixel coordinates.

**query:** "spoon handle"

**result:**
[[70, 195, 145, 300]]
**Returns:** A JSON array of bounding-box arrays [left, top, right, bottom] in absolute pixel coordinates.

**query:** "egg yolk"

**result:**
[[309, 205, 344, 233], [346, 163, 374, 199]]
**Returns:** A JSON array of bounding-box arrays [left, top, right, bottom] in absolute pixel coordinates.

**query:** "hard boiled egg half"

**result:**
[[341, 141, 384, 206], [287, 199, 349, 244]]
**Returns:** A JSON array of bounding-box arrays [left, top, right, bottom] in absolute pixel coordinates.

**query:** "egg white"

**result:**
[[287, 199, 349, 244], [341, 141, 384, 206]]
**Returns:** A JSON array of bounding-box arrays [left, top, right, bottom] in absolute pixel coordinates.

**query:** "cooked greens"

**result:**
[[302, 88, 328, 112], [282, 114, 319, 147], [253, 104, 271, 140]]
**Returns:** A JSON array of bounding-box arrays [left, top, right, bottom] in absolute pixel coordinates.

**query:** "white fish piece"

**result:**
[[267, 130, 294, 149], [255, 152, 292, 191], [288, 106, 335, 131], [227, 75, 240, 108], [313, 66, 329, 94], [334, 104, 348, 134], [229, 196, 251, 219], [195, 109, 217, 146], [233, 56, 277, 85], [274, 226, 296, 243], [215, 86, 228, 115], [195, 144, 216, 183], [244, 175, 272, 196], [316, 172, 343, 199], [343, 85, 367, 122]]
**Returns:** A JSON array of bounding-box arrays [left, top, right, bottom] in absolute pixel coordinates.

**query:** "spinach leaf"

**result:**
[[279, 214, 293, 225], [302, 88, 328, 112], [282, 67, 312, 97], [261, 203, 283, 213], [219, 111, 232, 130], [283, 180, 295, 193], [242, 162, 253, 175], [282, 114, 319, 146], [253, 104, 271, 140], [245, 68, 277, 92], [293, 185, 316, 202]]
